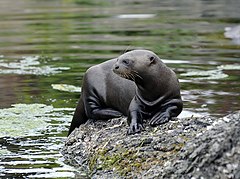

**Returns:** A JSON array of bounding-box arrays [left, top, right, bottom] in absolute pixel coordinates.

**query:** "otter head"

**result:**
[[112, 50, 159, 82]]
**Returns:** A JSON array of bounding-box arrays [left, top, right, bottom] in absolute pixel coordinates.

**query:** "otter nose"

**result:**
[[115, 65, 119, 70]]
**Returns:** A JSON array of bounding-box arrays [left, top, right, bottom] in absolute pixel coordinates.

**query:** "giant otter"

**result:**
[[68, 50, 183, 135]]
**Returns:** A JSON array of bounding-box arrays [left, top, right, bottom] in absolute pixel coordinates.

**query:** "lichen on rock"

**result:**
[[60, 111, 240, 178]]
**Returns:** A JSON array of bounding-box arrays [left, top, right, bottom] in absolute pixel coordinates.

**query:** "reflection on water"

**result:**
[[0, 0, 239, 178]]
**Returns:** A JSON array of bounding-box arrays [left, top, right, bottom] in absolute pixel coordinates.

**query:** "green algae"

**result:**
[[217, 64, 240, 70], [0, 149, 11, 155], [181, 69, 228, 80], [0, 104, 73, 137], [51, 84, 81, 93], [0, 56, 70, 76]]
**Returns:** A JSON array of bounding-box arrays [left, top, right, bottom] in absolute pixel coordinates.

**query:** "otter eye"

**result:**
[[122, 59, 129, 65], [149, 56, 154, 61]]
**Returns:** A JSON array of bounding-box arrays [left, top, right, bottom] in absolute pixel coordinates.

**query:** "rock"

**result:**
[[61, 111, 240, 178], [162, 111, 240, 179]]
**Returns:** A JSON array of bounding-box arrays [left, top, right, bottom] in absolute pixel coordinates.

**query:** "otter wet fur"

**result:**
[[68, 50, 183, 136]]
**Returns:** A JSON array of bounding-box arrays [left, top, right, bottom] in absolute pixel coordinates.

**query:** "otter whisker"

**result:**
[[118, 71, 135, 81], [132, 70, 143, 79], [123, 45, 131, 54], [126, 73, 130, 79], [130, 73, 136, 81], [127, 73, 134, 81], [133, 71, 142, 79]]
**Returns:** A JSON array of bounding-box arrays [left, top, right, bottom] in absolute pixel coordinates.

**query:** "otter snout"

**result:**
[[112, 60, 134, 81], [112, 63, 121, 74], [114, 64, 119, 70]]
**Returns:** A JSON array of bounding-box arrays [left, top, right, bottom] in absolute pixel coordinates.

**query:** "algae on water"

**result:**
[[0, 56, 70, 75], [51, 84, 81, 93], [181, 69, 228, 80], [0, 149, 12, 155], [217, 64, 240, 70], [0, 104, 73, 137], [181, 65, 240, 81]]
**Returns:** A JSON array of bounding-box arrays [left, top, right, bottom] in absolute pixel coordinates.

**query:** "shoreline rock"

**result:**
[[61, 112, 240, 178]]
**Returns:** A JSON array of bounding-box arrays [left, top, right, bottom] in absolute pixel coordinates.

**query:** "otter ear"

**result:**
[[149, 56, 156, 65]]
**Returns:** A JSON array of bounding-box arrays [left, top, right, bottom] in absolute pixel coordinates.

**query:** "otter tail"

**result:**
[[68, 96, 87, 136]]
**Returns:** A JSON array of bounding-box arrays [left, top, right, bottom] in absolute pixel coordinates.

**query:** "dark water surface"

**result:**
[[0, 0, 239, 178]]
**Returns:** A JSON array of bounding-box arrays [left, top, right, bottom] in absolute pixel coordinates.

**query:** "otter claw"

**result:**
[[127, 123, 143, 135]]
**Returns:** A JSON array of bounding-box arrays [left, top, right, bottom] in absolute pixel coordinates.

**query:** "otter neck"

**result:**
[[135, 65, 169, 101], [135, 77, 159, 101]]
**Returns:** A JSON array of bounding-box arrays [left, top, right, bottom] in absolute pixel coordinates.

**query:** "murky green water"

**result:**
[[0, 0, 239, 178]]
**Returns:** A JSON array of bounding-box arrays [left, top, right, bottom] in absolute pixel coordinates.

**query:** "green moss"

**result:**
[[88, 145, 155, 177], [173, 143, 185, 152]]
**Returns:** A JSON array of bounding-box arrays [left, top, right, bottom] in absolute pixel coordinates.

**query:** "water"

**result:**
[[0, 0, 239, 178]]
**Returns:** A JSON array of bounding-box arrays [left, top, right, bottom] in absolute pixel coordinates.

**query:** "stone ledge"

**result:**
[[61, 112, 240, 178]]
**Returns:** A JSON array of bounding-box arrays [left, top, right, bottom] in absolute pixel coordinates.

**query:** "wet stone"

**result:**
[[61, 111, 240, 178]]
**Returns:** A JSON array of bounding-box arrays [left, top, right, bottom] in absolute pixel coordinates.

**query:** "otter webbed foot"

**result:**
[[127, 122, 144, 135], [150, 112, 170, 126], [150, 106, 178, 126]]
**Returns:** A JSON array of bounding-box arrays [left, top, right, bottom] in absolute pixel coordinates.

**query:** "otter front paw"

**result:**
[[127, 122, 143, 135]]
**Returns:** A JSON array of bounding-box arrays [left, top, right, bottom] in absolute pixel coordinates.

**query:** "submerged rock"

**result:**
[[61, 112, 240, 178]]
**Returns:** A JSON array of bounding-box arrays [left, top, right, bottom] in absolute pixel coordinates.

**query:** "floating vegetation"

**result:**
[[51, 84, 81, 93], [0, 104, 73, 137], [217, 64, 240, 70], [73, 0, 109, 6], [181, 69, 228, 80], [28, 172, 75, 178], [224, 25, 240, 39], [0, 149, 11, 155], [0, 56, 70, 75], [224, 26, 240, 44], [116, 14, 156, 19]]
